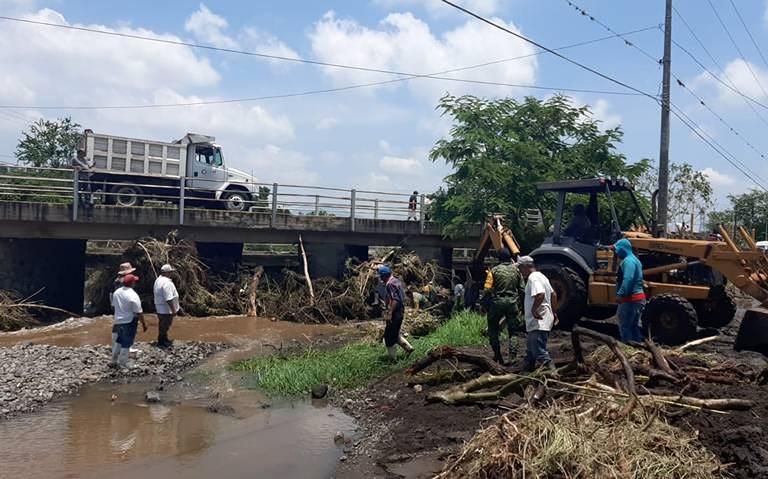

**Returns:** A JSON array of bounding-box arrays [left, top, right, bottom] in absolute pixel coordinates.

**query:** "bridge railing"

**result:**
[[0, 164, 435, 232]]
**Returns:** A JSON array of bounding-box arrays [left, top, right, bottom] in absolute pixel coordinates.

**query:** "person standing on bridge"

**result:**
[[110, 274, 147, 369], [379, 265, 415, 359], [483, 248, 524, 365], [408, 191, 418, 221], [153, 264, 180, 348]]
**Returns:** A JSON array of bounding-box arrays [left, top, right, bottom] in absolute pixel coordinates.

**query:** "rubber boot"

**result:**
[[387, 345, 398, 360], [398, 335, 415, 357], [109, 333, 120, 368]]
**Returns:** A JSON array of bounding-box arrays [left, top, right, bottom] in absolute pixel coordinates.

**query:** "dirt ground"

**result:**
[[334, 319, 768, 479]]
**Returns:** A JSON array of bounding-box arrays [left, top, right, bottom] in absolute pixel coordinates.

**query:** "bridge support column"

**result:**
[[408, 246, 453, 272], [0, 238, 86, 315], [196, 242, 244, 276], [303, 243, 369, 279]]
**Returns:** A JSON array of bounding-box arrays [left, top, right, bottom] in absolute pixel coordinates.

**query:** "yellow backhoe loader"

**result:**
[[474, 178, 768, 345]]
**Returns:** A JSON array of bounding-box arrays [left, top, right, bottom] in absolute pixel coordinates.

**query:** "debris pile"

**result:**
[[86, 235, 452, 323], [406, 327, 758, 478], [0, 290, 40, 331], [256, 250, 451, 323]]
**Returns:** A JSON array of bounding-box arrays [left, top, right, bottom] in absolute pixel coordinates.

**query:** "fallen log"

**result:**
[[572, 326, 638, 417], [406, 369, 474, 386], [406, 346, 507, 376], [649, 395, 753, 411]]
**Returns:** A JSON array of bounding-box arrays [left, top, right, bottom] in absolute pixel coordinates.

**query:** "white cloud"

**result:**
[[590, 99, 622, 129], [308, 11, 537, 102], [315, 116, 339, 130], [373, 0, 501, 17], [693, 59, 768, 108], [0, 6, 297, 177], [242, 144, 319, 184], [184, 3, 238, 49], [702, 167, 736, 187], [240, 28, 301, 61], [379, 155, 423, 174]]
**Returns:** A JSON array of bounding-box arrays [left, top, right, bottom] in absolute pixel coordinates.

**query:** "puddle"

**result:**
[[1, 382, 355, 479]]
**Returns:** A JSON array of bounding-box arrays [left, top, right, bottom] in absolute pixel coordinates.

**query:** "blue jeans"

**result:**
[[523, 330, 554, 372], [617, 300, 645, 343]]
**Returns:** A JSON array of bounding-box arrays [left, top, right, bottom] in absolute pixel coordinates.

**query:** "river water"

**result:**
[[0, 316, 364, 479]]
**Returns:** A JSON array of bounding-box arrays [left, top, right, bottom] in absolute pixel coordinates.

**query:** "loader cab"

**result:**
[[536, 178, 650, 270]]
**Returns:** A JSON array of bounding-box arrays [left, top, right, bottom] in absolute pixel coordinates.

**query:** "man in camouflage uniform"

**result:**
[[483, 248, 524, 365]]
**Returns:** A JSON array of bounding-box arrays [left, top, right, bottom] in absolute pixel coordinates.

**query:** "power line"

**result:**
[[439, 0, 657, 100], [562, 0, 768, 184], [669, 103, 768, 191], [443, 0, 765, 191], [706, 0, 768, 102], [728, 0, 768, 71], [0, 78, 642, 111], [0, 23, 656, 110], [0, 14, 655, 89], [673, 5, 768, 129]]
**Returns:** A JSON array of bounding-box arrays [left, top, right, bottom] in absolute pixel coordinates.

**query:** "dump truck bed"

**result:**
[[79, 131, 187, 178]]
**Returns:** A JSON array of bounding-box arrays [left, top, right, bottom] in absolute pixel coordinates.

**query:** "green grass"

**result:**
[[232, 310, 487, 396]]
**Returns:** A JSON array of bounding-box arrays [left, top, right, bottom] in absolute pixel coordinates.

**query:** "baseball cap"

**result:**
[[122, 274, 140, 287], [517, 256, 535, 266], [160, 264, 176, 273], [378, 265, 392, 276]]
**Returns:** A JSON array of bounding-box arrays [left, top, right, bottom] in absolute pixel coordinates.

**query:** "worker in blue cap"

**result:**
[[378, 265, 415, 359]]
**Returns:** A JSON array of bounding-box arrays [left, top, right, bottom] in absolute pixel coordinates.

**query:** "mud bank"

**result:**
[[0, 341, 225, 419]]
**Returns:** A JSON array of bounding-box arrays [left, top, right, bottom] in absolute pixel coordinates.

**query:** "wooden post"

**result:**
[[298, 234, 315, 305], [178, 177, 185, 225]]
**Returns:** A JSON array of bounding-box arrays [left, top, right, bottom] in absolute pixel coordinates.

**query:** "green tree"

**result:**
[[429, 94, 643, 238], [15, 117, 81, 169], [668, 163, 713, 232]]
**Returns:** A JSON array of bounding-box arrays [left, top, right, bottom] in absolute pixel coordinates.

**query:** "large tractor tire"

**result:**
[[694, 285, 737, 329], [537, 263, 587, 330], [642, 294, 698, 345]]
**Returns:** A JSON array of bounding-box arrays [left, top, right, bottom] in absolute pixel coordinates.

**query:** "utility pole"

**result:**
[[657, 0, 673, 236]]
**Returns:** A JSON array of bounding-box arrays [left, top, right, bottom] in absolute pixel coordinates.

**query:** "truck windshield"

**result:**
[[195, 145, 223, 167], [213, 147, 224, 167]]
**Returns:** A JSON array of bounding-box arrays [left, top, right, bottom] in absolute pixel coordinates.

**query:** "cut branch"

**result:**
[[406, 346, 507, 376], [298, 235, 315, 305]]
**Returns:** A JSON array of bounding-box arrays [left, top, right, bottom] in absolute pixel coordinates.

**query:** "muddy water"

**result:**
[[2, 382, 354, 479], [0, 316, 365, 479], [0, 315, 343, 348]]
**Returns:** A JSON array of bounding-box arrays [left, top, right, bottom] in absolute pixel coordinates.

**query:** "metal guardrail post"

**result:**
[[374, 199, 379, 220], [72, 169, 79, 222], [419, 194, 425, 233], [179, 177, 185, 225], [271, 183, 278, 227], [314, 195, 319, 215], [350, 189, 356, 232]]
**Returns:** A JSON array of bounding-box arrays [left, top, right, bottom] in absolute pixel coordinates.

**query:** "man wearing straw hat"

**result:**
[[153, 264, 180, 348], [110, 262, 136, 309], [110, 273, 147, 369]]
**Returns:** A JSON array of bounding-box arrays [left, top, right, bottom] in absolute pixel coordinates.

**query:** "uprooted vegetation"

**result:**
[[408, 328, 760, 478], [85, 234, 452, 322], [0, 290, 41, 331]]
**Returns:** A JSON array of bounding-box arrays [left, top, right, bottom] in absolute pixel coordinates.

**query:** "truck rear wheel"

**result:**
[[537, 263, 587, 330], [222, 190, 251, 212], [642, 294, 698, 345], [111, 183, 143, 207], [694, 285, 736, 329]]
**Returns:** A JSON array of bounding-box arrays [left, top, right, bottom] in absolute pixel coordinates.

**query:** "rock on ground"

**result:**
[[0, 341, 225, 419]]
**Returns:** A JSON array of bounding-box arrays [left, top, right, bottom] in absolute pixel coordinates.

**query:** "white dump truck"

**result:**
[[76, 130, 261, 211]]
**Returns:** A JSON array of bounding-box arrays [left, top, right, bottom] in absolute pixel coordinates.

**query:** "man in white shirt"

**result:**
[[153, 264, 180, 348], [517, 256, 557, 372], [111, 274, 147, 369]]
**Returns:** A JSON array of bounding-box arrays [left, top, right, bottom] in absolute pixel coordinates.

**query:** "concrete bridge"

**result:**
[[0, 200, 477, 314]]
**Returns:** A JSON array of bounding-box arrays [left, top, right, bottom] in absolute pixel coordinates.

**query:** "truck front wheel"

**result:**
[[111, 183, 144, 207], [222, 190, 251, 212]]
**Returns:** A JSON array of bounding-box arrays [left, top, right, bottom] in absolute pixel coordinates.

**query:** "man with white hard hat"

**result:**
[[153, 264, 180, 348]]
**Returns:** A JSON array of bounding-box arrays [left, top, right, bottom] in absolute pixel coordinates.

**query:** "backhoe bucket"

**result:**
[[735, 308, 768, 355]]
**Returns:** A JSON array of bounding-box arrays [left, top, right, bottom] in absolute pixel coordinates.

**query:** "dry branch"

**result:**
[[406, 346, 507, 376]]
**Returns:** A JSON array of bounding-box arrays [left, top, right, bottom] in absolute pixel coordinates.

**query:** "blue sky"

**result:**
[[2, 0, 768, 216]]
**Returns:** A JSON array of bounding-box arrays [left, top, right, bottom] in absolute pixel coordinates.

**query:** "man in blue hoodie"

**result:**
[[614, 238, 646, 343]]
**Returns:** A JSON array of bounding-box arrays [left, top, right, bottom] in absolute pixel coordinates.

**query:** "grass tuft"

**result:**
[[232, 310, 486, 396]]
